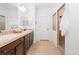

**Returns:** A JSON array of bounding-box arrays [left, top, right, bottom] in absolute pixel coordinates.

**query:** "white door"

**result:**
[[35, 9, 50, 41]]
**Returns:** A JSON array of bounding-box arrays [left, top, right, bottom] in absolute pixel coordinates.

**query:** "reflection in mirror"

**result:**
[[0, 15, 5, 31], [0, 3, 18, 31]]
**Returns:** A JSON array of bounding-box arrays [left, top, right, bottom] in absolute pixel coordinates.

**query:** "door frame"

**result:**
[[57, 4, 65, 54]]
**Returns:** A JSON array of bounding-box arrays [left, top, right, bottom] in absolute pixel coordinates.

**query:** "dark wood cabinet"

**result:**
[[0, 31, 33, 55], [29, 32, 33, 47], [16, 42, 24, 55], [6, 49, 15, 55], [0, 38, 21, 55], [25, 37, 29, 53], [24, 32, 33, 54], [15, 37, 24, 55], [0, 48, 15, 55]]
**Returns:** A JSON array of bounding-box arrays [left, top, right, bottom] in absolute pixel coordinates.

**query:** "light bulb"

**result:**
[[21, 6, 26, 12], [18, 4, 26, 12]]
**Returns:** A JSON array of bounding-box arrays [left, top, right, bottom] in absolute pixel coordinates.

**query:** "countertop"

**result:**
[[0, 30, 33, 48]]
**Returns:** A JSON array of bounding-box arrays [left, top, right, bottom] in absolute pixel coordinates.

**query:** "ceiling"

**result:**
[[0, 3, 54, 9], [0, 3, 17, 9], [35, 3, 54, 8], [23, 3, 54, 9]]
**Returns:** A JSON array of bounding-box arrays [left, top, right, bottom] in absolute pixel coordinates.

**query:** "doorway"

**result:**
[[35, 8, 51, 41], [57, 4, 65, 54]]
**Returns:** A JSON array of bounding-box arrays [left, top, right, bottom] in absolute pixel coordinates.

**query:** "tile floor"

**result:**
[[26, 40, 63, 55]]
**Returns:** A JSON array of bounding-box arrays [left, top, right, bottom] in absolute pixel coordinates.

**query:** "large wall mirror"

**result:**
[[0, 15, 5, 31]]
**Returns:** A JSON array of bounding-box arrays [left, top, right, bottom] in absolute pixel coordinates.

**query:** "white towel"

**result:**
[[59, 4, 69, 36]]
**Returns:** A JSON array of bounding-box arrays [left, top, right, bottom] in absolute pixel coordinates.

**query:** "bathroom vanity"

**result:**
[[0, 30, 33, 55]]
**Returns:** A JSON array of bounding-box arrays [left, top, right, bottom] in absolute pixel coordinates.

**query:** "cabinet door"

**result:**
[[6, 49, 15, 55], [16, 42, 24, 55], [29, 32, 33, 46], [25, 37, 29, 53]]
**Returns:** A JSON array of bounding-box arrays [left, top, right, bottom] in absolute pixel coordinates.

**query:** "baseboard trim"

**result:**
[[40, 39, 49, 41]]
